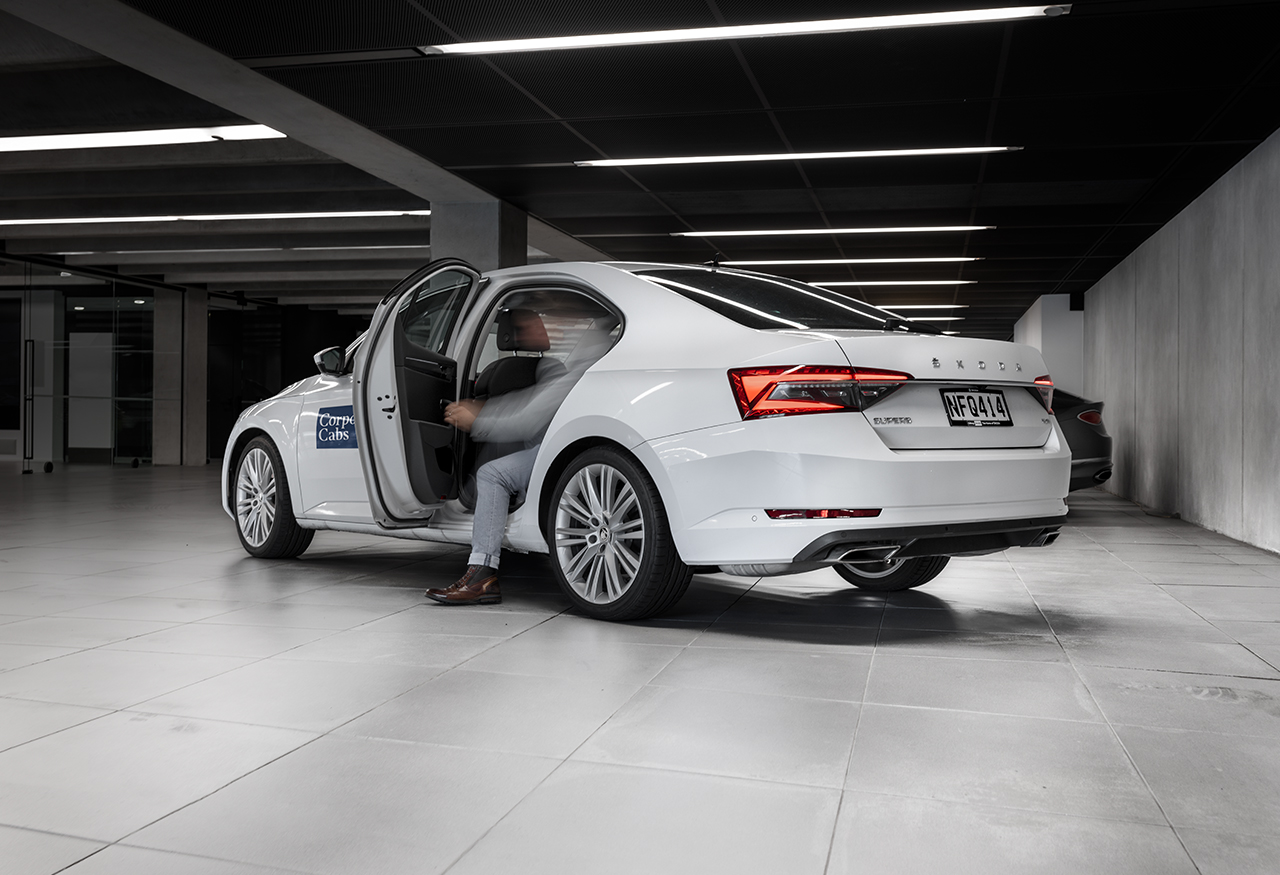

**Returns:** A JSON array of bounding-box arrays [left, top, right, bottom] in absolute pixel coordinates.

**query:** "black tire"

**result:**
[[833, 555, 950, 592], [233, 436, 314, 559], [548, 446, 691, 621]]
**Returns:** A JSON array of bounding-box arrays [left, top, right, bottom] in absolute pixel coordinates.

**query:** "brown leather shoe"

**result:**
[[425, 565, 501, 605]]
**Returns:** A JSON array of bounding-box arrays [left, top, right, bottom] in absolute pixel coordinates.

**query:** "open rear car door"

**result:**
[[354, 259, 481, 527]]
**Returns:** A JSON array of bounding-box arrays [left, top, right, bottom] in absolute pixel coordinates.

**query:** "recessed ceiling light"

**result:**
[[0, 210, 431, 227], [674, 226, 992, 237], [878, 304, 970, 309], [134, 299, 145, 304], [0, 124, 285, 153], [725, 258, 980, 266], [818, 280, 975, 286], [577, 146, 1020, 167], [73, 306, 85, 310], [420, 5, 1070, 55]]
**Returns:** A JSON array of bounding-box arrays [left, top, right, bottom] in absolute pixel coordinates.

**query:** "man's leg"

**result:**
[[426, 446, 539, 605]]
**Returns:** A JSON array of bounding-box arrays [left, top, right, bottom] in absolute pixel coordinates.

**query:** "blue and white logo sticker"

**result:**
[[317, 405, 357, 449]]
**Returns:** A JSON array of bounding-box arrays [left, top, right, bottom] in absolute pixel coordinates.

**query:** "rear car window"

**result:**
[[633, 267, 890, 331]]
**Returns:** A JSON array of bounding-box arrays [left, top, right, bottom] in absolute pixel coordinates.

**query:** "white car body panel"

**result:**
[[223, 260, 1069, 572]]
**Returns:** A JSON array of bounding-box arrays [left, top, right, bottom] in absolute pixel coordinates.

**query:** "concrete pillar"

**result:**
[[25, 289, 65, 466], [152, 289, 208, 465], [429, 201, 527, 272], [182, 290, 208, 465], [1013, 294, 1084, 396]]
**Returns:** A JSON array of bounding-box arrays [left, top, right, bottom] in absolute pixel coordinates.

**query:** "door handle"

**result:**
[[405, 357, 454, 380]]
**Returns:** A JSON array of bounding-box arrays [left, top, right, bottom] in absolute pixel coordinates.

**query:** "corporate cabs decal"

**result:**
[[317, 405, 357, 448]]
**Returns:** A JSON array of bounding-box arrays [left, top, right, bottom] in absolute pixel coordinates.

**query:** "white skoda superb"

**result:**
[[223, 259, 1069, 620]]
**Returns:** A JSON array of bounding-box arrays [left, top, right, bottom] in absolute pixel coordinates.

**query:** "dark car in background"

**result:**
[[1053, 390, 1113, 491]]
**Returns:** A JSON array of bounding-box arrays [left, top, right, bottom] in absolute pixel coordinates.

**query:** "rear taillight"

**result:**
[[1033, 375, 1054, 412], [727, 366, 912, 420], [1077, 410, 1102, 425]]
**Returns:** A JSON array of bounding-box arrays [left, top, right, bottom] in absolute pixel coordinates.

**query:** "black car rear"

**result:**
[[1052, 390, 1113, 491]]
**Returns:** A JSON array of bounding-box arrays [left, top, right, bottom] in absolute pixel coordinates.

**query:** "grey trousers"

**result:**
[[468, 445, 539, 570]]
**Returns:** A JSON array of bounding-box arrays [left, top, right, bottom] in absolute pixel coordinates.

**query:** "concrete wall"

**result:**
[[1013, 294, 1084, 395], [1084, 127, 1280, 551]]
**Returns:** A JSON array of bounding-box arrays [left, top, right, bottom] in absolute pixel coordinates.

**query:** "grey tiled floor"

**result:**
[[2, 466, 1280, 874]]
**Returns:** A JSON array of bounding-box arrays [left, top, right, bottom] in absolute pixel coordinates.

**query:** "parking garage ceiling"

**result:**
[[3, 0, 1280, 336]]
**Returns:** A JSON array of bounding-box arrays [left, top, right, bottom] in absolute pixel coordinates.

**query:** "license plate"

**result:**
[[941, 389, 1013, 427]]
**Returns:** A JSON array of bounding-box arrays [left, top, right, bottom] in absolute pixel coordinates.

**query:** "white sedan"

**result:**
[[222, 259, 1069, 620]]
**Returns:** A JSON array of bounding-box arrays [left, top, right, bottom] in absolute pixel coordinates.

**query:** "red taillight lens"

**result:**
[[765, 509, 882, 520], [1077, 410, 1102, 425], [1033, 375, 1054, 412], [727, 366, 911, 420]]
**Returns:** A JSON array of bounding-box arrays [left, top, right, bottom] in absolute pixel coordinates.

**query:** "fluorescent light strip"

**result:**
[[724, 257, 979, 266], [897, 316, 964, 321], [0, 210, 431, 227], [818, 280, 974, 286], [674, 226, 992, 237], [878, 304, 970, 309], [577, 146, 1019, 167], [0, 125, 285, 153], [420, 5, 1069, 55]]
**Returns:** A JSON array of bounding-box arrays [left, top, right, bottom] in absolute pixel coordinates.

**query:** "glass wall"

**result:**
[[63, 290, 154, 463]]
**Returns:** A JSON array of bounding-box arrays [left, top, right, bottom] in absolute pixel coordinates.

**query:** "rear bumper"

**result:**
[[792, 515, 1066, 563]]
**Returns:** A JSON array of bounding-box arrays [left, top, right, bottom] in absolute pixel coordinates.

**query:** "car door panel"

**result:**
[[354, 259, 480, 527]]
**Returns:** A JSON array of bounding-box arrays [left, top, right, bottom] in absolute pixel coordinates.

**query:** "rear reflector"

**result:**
[[728, 365, 911, 420], [765, 508, 882, 520], [1077, 410, 1102, 425]]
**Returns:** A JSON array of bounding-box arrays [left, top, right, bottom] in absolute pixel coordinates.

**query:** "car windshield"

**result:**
[[632, 267, 892, 331]]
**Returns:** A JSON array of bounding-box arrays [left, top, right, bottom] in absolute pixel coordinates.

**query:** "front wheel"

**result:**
[[549, 446, 691, 621], [233, 436, 313, 559], [834, 555, 950, 592]]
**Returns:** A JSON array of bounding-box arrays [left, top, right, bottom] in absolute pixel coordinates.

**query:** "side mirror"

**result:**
[[314, 346, 345, 376]]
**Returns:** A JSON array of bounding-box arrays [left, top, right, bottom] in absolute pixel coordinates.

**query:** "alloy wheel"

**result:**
[[554, 463, 645, 604], [235, 447, 277, 547]]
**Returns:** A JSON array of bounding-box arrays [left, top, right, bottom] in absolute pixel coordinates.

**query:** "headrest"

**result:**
[[495, 308, 550, 352]]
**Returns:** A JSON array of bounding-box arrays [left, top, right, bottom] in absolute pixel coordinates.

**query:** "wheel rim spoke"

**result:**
[[235, 447, 278, 548]]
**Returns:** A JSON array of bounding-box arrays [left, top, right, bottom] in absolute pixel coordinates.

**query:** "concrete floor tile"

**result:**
[[0, 698, 110, 752], [198, 602, 407, 630], [0, 711, 314, 840], [1210, 621, 1280, 645], [1116, 725, 1280, 835], [338, 668, 639, 757], [461, 634, 682, 685], [101, 623, 331, 658], [877, 629, 1068, 662], [1042, 611, 1233, 642], [280, 629, 502, 667], [0, 825, 105, 875], [1177, 828, 1280, 875], [55, 596, 252, 623], [691, 620, 879, 651], [574, 685, 859, 787], [0, 649, 251, 710], [0, 642, 77, 671], [1077, 664, 1280, 735], [137, 658, 439, 732], [358, 604, 554, 637], [128, 736, 556, 875], [866, 654, 1102, 721], [0, 617, 178, 648], [448, 762, 839, 875], [846, 705, 1165, 822], [827, 792, 1197, 875], [881, 605, 1053, 635], [269, 583, 430, 608], [0, 590, 119, 617], [650, 645, 871, 701], [63, 845, 304, 874], [512, 613, 708, 646], [1061, 636, 1280, 677]]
